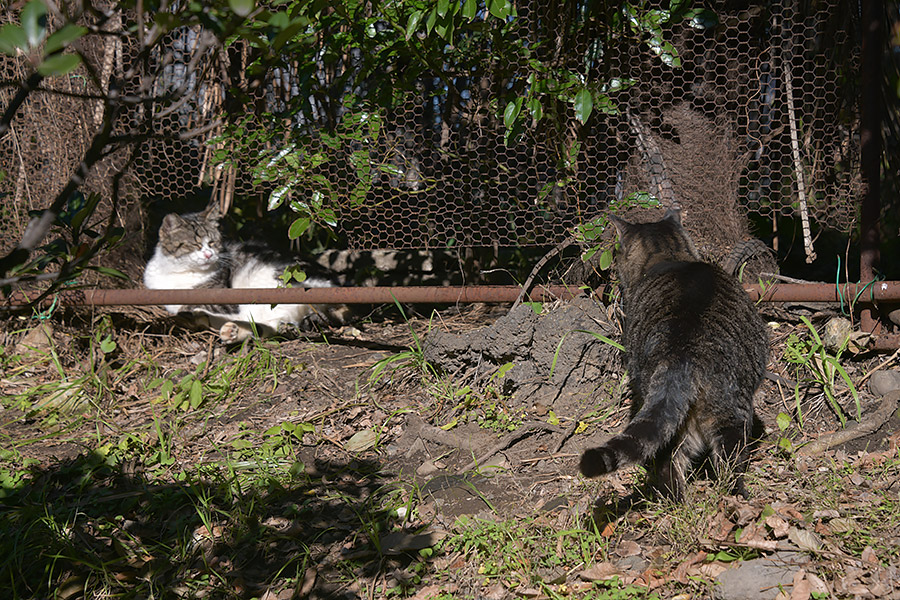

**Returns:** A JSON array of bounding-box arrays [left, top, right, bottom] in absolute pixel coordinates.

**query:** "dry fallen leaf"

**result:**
[[706, 509, 736, 541], [828, 517, 856, 533], [737, 522, 768, 545], [861, 545, 879, 565], [600, 520, 616, 538], [614, 539, 642, 558], [408, 584, 459, 600], [806, 573, 829, 596], [344, 428, 377, 452], [790, 570, 810, 600], [766, 514, 791, 539], [787, 526, 822, 553], [673, 551, 708, 583], [774, 503, 805, 522], [579, 562, 622, 582], [725, 498, 759, 526], [696, 562, 729, 579]]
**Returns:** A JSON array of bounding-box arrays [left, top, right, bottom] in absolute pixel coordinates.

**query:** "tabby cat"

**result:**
[[143, 205, 344, 343], [579, 208, 768, 499]]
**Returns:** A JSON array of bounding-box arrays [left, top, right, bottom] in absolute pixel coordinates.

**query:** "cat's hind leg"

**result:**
[[712, 421, 754, 498], [219, 321, 252, 344]]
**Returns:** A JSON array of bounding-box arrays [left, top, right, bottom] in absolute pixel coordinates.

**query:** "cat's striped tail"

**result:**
[[580, 362, 693, 478]]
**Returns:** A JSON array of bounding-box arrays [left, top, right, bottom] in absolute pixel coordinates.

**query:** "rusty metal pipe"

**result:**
[[744, 281, 900, 303], [5, 283, 899, 348], [3, 285, 583, 308], [5, 282, 900, 308]]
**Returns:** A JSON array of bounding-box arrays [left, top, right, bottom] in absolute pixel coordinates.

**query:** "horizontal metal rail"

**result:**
[[5, 282, 900, 307], [5, 282, 899, 348], [3, 285, 582, 307]]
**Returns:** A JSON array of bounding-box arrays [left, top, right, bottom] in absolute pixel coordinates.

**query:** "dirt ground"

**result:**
[[1, 299, 899, 599]]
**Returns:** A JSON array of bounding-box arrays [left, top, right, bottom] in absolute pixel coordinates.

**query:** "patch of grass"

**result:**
[[439, 515, 618, 593], [783, 316, 861, 427]]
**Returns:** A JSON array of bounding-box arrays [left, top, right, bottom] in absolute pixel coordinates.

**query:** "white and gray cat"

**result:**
[[144, 205, 345, 343]]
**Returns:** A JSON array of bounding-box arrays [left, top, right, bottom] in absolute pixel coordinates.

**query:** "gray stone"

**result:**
[[615, 555, 650, 573], [888, 307, 900, 327], [823, 317, 852, 352], [869, 369, 900, 398], [714, 552, 810, 600]]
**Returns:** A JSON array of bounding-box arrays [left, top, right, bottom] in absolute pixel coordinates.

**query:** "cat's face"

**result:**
[[157, 210, 224, 270]]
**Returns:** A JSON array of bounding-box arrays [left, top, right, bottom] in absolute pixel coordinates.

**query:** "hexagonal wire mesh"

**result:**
[[0, 2, 862, 284]]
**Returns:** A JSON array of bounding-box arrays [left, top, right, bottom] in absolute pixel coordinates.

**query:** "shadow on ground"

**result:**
[[0, 449, 428, 599]]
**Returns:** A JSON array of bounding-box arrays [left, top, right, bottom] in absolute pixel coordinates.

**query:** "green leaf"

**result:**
[[99, 336, 116, 354], [462, 0, 477, 20], [406, 10, 424, 40], [437, 0, 450, 18], [574, 88, 593, 124], [527, 96, 543, 121], [669, 0, 690, 19], [686, 8, 718, 29], [22, 1, 48, 49], [488, 0, 512, 20], [776, 412, 791, 431], [523, 302, 542, 315], [228, 0, 255, 17], [189, 379, 203, 409], [268, 11, 290, 28], [778, 437, 794, 453], [272, 19, 306, 51], [45, 24, 86, 54], [37, 53, 81, 76], [598, 248, 613, 270], [90, 266, 129, 280], [547, 409, 560, 426], [496, 362, 515, 377], [503, 97, 522, 129], [0, 24, 28, 55], [288, 216, 310, 239]]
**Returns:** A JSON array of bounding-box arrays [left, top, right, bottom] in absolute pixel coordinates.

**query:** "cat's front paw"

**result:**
[[219, 321, 251, 344]]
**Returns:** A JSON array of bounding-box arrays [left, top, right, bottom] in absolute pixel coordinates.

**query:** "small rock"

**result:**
[[888, 307, 900, 327], [869, 369, 900, 397], [615, 554, 650, 573], [715, 552, 810, 600], [416, 460, 439, 476], [823, 317, 852, 352]]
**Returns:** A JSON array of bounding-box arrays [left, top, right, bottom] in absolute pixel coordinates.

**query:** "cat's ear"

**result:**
[[201, 203, 221, 221], [662, 206, 682, 225], [161, 213, 184, 231]]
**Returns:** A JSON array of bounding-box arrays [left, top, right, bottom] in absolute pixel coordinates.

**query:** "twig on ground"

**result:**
[[519, 453, 578, 464], [405, 414, 481, 453], [459, 421, 564, 473], [856, 346, 900, 388], [512, 237, 576, 311], [797, 391, 900, 456]]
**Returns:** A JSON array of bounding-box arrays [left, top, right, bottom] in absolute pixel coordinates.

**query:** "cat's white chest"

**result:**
[[144, 248, 216, 313]]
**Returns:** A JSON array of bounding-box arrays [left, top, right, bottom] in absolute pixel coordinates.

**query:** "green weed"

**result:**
[[783, 316, 861, 426]]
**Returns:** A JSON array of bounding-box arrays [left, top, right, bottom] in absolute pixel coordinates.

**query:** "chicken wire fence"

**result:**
[[0, 2, 861, 273]]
